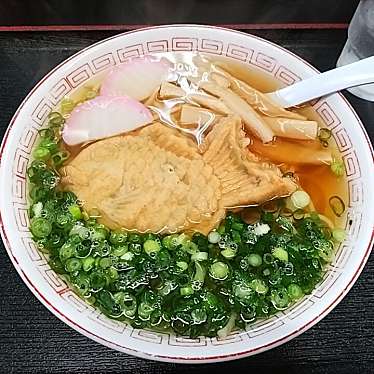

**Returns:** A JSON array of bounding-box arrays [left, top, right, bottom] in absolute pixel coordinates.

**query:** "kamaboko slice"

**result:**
[[62, 95, 153, 146], [101, 56, 173, 101]]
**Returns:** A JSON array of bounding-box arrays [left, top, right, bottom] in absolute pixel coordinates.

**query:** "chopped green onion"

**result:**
[[232, 222, 244, 231], [263, 253, 274, 264], [191, 252, 208, 261], [180, 285, 194, 296], [176, 261, 188, 271], [250, 279, 268, 294], [107, 267, 118, 280], [59, 243, 75, 261], [33, 147, 50, 160], [82, 211, 90, 221], [176, 233, 189, 246], [51, 151, 70, 167], [290, 190, 310, 210], [233, 282, 252, 300], [38, 128, 54, 139], [157, 280, 177, 297], [262, 212, 274, 223], [90, 272, 106, 291], [208, 231, 221, 244], [55, 212, 71, 228], [217, 313, 236, 338], [129, 243, 141, 255], [331, 159, 345, 177], [32, 202, 43, 218], [293, 209, 305, 220], [91, 226, 108, 240], [272, 247, 289, 262], [240, 306, 256, 323], [283, 262, 294, 275], [279, 207, 293, 217], [247, 253, 262, 267], [231, 230, 241, 243], [191, 309, 207, 324], [97, 290, 116, 314], [318, 241, 334, 262], [61, 98, 76, 114], [217, 224, 225, 235], [253, 223, 270, 236], [287, 283, 304, 300], [193, 262, 206, 283], [128, 233, 142, 243], [329, 196, 345, 217], [65, 258, 82, 273], [99, 257, 112, 269], [332, 228, 346, 242], [75, 244, 90, 258], [114, 292, 137, 317], [48, 257, 65, 274], [162, 235, 173, 249], [48, 111, 65, 126], [39, 138, 57, 151], [72, 273, 90, 296], [112, 245, 128, 257], [68, 204, 82, 220], [143, 239, 161, 255], [221, 248, 237, 259], [183, 241, 198, 254], [71, 225, 90, 240], [109, 230, 128, 246], [28, 159, 47, 176], [82, 256, 95, 272], [209, 261, 229, 280], [270, 288, 290, 310], [318, 128, 332, 141], [30, 217, 52, 238], [121, 252, 134, 261]]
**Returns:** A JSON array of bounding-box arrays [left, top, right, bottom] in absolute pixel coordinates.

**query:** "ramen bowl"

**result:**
[[0, 25, 373, 363]]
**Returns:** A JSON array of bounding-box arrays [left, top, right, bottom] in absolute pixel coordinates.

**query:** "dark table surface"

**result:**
[[0, 0, 359, 26], [0, 28, 373, 374]]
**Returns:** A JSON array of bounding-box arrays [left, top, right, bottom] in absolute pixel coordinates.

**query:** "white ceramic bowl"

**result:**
[[0, 25, 373, 363]]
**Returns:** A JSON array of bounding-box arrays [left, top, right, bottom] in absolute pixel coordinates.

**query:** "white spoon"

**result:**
[[266, 55, 374, 108]]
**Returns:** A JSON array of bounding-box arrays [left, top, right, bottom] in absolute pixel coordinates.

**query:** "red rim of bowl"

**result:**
[[0, 24, 373, 363]]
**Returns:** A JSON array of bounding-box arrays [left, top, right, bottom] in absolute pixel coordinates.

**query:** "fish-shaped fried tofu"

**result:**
[[62, 117, 296, 234]]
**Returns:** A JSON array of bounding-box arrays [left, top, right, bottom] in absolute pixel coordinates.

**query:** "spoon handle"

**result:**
[[266, 55, 374, 108]]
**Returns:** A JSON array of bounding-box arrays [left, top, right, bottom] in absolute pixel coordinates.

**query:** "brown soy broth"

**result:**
[[214, 57, 281, 93], [296, 164, 343, 218], [62, 52, 347, 226], [213, 56, 347, 224]]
